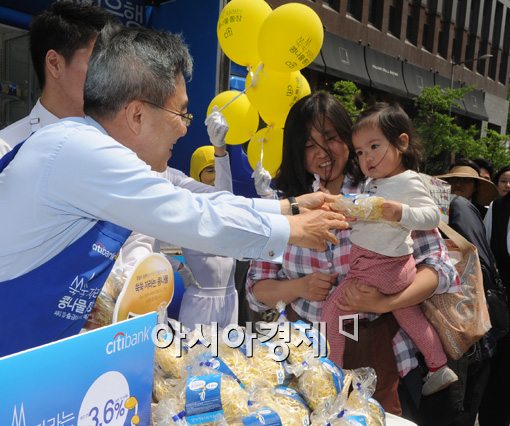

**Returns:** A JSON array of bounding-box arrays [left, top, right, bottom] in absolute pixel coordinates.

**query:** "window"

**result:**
[[452, 0, 468, 64], [422, 10, 435, 52], [498, 9, 510, 84], [406, 0, 420, 45], [477, 0, 493, 74], [347, 0, 363, 21], [324, 0, 340, 12], [465, 0, 480, 65], [388, 0, 403, 38], [368, 0, 384, 30], [437, 0, 452, 58], [489, 2, 503, 80]]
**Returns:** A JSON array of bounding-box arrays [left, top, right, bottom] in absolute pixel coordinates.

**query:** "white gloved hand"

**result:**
[[252, 161, 276, 199], [205, 106, 228, 147], [312, 173, 321, 192]]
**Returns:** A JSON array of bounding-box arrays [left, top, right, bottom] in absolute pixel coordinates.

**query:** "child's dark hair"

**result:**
[[351, 102, 423, 171]]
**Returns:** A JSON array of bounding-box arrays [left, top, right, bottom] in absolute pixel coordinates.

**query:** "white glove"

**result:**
[[312, 173, 321, 192], [205, 106, 228, 147], [252, 161, 276, 199]]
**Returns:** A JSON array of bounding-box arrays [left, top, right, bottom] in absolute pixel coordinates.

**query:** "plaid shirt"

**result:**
[[246, 176, 461, 377]]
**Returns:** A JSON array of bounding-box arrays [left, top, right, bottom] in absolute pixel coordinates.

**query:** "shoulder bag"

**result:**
[[421, 221, 492, 360]]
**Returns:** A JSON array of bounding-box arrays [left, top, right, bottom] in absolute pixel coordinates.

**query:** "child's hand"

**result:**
[[381, 200, 403, 221], [299, 272, 338, 301]]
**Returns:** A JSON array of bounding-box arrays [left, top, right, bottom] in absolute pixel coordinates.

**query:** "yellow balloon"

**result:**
[[217, 0, 272, 66], [246, 64, 311, 128], [258, 3, 324, 72], [247, 127, 283, 177], [207, 91, 259, 145]]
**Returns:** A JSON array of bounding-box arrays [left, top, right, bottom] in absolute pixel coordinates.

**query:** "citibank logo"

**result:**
[[92, 242, 117, 260], [106, 327, 150, 355]]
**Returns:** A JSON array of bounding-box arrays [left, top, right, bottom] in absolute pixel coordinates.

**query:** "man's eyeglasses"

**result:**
[[143, 100, 193, 127]]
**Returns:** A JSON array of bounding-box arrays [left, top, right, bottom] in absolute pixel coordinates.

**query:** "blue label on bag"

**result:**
[[274, 385, 310, 412], [185, 374, 224, 424], [242, 407, 282, 425], [368, 397, 385, 418], [205, 357, 244, 388], [344, 414, 367, 425], [256, 341, 292, 384], [318, 358, 344, 393]]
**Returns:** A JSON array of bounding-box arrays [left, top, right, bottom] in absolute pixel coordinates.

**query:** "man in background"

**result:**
[[0, 1, 117, 149]]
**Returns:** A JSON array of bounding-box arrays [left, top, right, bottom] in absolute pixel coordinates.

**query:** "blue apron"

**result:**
[[0, 143, 132, 357]]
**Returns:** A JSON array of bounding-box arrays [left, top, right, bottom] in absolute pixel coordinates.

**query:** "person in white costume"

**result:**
[[171, 140, 239, 330]]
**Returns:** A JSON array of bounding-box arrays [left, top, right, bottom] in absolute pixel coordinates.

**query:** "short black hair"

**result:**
[[30, 1, 117, 89], [472, 158, 494, 178]]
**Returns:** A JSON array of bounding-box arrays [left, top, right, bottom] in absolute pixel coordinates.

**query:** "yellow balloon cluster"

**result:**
[[210, 0, 324, 176], [246, 63, 311, 128]]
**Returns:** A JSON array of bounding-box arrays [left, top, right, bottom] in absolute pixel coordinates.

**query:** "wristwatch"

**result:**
[[288, 196, 300, 215]]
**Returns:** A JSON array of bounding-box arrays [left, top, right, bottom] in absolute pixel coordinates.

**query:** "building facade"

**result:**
[[267, 0, 510, 134]]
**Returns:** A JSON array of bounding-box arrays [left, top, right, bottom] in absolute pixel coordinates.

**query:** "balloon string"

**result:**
[[247, 63, 264, 88], [259, 125, 272, 163], [216, 90, 245, 113], [216, 63, 264, 113]]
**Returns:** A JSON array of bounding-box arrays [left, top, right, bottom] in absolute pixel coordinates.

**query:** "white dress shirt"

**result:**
[[0, 116, 289, 281], [0, 99, 58, 149]]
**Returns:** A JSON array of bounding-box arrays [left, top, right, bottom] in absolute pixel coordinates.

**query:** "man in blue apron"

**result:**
[[0, 25, 348, 357]]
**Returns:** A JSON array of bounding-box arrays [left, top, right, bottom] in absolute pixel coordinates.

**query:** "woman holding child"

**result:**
[[246, 91, 459, 414]]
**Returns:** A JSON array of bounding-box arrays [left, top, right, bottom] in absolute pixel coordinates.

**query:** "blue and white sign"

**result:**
[[0, 312, 156, 426]]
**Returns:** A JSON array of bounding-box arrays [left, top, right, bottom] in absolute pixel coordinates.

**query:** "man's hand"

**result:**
[[381, 200, 403, 222], [298, 272, 337, 301], [295, 191, 339, 212], [205, 106, 228, 148], [287, 210, 348, 251]]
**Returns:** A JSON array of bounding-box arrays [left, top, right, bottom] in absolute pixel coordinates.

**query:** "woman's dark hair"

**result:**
[[351, 102, 423, 172], [493, 165, 510, 185], [274, 91, 362, 197]]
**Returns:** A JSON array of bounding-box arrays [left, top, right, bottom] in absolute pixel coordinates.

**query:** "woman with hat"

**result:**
[[436, 161, 499, 219], [424, 160, 504, 426]]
